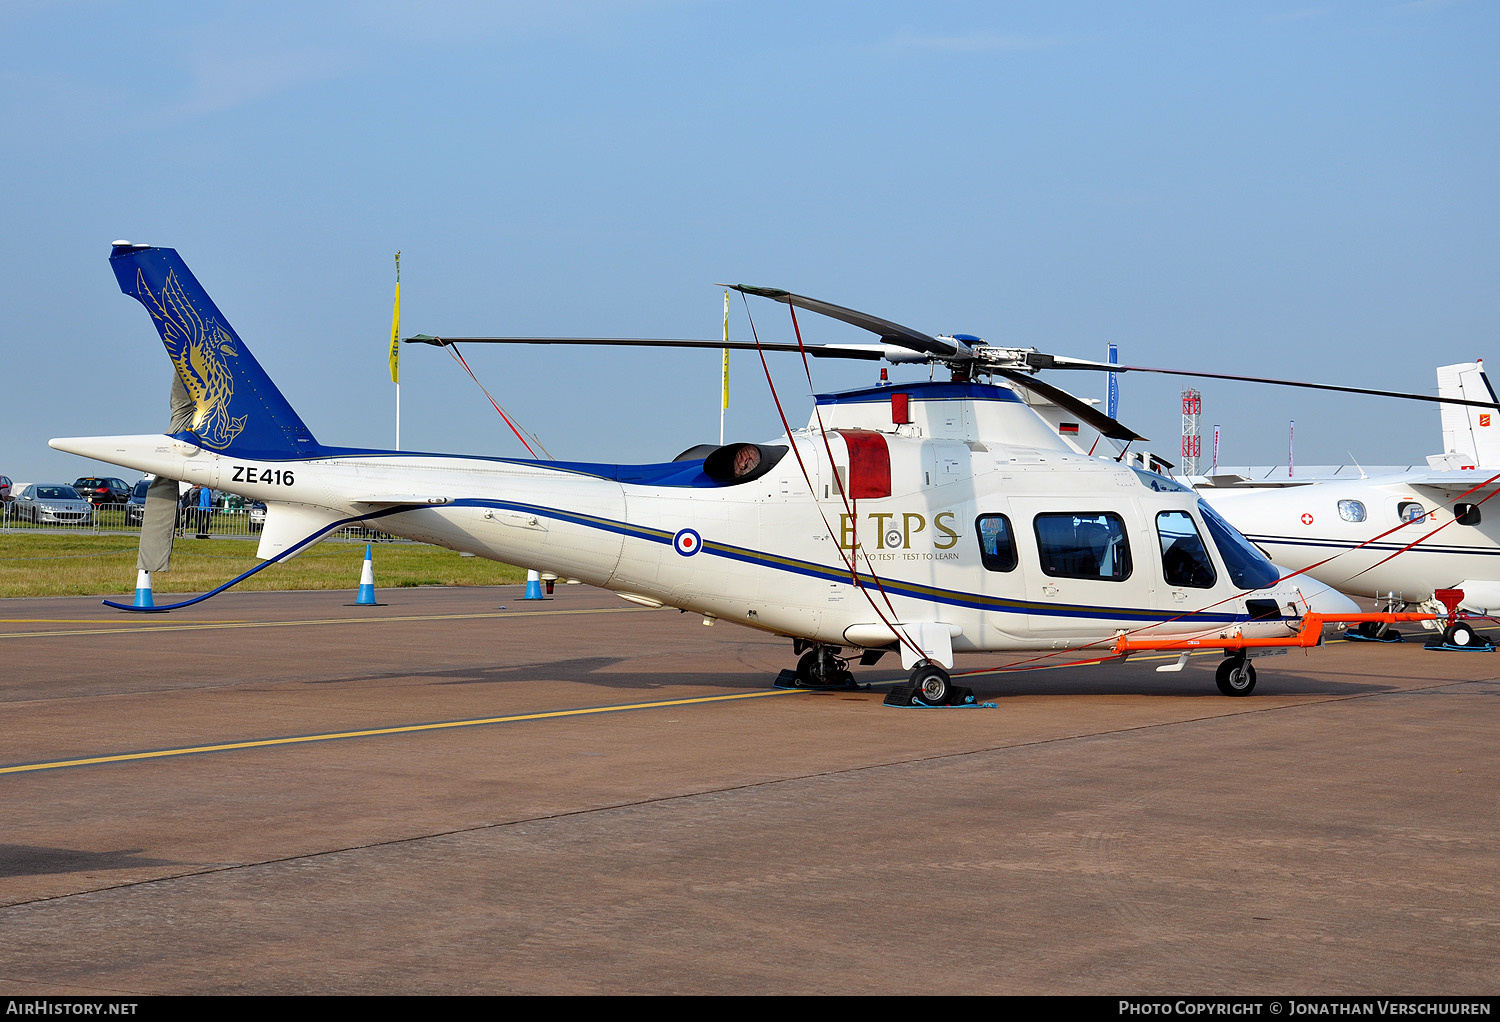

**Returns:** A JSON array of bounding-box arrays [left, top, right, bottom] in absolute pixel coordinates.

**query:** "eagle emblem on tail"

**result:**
[[136, 268, 247, 449]]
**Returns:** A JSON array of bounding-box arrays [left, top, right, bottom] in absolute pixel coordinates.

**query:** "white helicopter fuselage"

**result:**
[[53, 241, 1376, 694], [57, 381, 1350, 664]]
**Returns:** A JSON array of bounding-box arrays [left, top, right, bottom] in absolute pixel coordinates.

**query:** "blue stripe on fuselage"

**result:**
[[440, 498, 1245, 626]]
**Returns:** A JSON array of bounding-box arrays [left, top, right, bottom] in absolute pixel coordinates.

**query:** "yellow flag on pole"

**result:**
[[388, 252, 401, 384], [721, 290, 730, 411]]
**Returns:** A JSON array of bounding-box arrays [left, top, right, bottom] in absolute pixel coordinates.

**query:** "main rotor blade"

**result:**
[[1106, 364, 1500, 411], [992, 368, 1146, 442], [724, 285, 971, 360], [403, 335, 888, 359]]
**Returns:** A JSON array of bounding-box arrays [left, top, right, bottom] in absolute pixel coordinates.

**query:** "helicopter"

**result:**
[[1199, 361, 1500, 650], [51, 243, 1475, 704]]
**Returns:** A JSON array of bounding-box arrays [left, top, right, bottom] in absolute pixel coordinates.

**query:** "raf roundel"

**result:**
[[673, 528, 703, 557]]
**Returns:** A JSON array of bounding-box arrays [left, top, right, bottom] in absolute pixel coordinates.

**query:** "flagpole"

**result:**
[[390, 252, 401, 450], [719, 290, 730, 446]]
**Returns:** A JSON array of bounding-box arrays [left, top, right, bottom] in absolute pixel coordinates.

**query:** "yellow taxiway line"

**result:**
[[0, 688, 802, 776], [0, 605, 654, 640]]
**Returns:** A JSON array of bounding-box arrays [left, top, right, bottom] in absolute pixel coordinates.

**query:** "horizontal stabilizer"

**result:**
[[257, 503, 350, 561], [1406, 469, 1500, 498]]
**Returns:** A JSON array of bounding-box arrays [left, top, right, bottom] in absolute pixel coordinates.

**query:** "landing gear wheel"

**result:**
[[795, 647, 852, 688], [1443, 622, 1477, 647], [795, 649, 823, 686], [1357, 621, 1382, 639], [911, 663, 952, 705], [1215, 657, 1257, 697]]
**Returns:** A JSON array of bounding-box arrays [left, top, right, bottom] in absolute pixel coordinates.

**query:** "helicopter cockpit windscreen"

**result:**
[[1197, 499, 1280, 590]]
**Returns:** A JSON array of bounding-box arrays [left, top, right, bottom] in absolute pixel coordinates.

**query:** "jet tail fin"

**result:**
[[1433, 361, 1500, 469], [109, 242, 321, 459]]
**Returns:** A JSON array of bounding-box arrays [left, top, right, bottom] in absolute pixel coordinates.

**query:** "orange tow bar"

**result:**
[[1113, 612, 1436, 656]]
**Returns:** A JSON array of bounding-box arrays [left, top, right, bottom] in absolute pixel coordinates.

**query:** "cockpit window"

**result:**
[[1197, 500, 1280, 590], [1157, 511, 1217, 588]]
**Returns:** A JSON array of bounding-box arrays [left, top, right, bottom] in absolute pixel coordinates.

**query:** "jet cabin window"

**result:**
[[1398, 501, 1427, 524], [976, 515, 1017, 572], [1034, 513, 1133, 581], [1156, 511, 1216, 588], [1338, 500, 1367, 523]]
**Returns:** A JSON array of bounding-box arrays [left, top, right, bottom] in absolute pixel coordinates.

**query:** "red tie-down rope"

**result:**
[[784, 303, 910, 625], [446, 341, 553, 460], [747, 290, 1476, 679], [739, 295, 929, 668], [962, 471, 1500, 676]]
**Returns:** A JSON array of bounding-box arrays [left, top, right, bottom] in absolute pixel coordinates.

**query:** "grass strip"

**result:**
[[0, 534, 527, 598]]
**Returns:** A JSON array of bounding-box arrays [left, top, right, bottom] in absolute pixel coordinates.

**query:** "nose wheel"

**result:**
[[1423, 620, 1495, 651], [1215, 655, 1257, 697], [789, 645, 856, 688]]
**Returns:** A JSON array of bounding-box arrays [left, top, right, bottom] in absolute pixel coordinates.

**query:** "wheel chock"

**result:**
[[883, 683, 988, 708], [1423, 621, 1495, 652], [1423, 635, 1496, 652], [772, 669, 868, 692], [1344, 630, 1405, 643]]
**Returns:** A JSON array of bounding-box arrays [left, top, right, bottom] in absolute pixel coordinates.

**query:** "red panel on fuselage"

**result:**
[[835, 429, 891, 499]]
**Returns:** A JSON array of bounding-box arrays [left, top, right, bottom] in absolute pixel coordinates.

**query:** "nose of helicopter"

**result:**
[[1276, 570, 1361, 618]]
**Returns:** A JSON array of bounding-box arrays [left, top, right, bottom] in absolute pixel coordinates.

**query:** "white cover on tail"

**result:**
[[1431, 362, 1500, 469]]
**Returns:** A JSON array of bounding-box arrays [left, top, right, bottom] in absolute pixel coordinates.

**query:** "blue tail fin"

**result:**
[[110, 243, 321, 459]]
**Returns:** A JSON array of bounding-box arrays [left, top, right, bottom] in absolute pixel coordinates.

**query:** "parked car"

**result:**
[[124, 476, 152, 527], [73, 476, 131, 506], [13, 483, 93, 525], [0, 475, 12, 503], [249, 500, 267, 531]]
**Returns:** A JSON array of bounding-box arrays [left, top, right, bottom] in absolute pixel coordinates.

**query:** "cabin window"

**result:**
[[1196, 500, 1280, 590], [1338, 500, 1367, 523], [1156, 511, 1217, 588], [1455, 503, 1481, 526], [975, 515, 1017, 572], [1397, 501, 1427, 524], [1033, 513, 1133, 581]]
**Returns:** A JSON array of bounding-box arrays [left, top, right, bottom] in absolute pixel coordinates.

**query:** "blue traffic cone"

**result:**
[[355, 544, 379, 606], [133, 569, 155, 609], [523, 568, 545, 600]]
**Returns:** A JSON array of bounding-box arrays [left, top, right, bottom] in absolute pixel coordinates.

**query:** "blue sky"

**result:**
[[3, 1, 1497, 484]]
